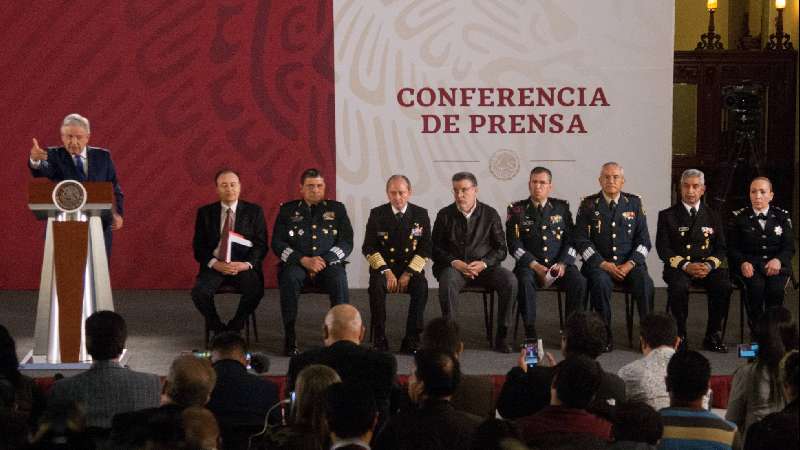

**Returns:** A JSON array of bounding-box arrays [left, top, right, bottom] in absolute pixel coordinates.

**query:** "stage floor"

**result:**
[[2, 288, 796, 376]]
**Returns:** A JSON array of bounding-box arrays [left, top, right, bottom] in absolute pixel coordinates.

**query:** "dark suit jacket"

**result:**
[[207, 359, 279, 427], [29, 146, 124, 219], [110, 403, 185, 447], [287, 340, 397, 418], [193, 200, 268, 271], [496, 365, 625, 421], [374, 398, 481, 450], [431, 202, 507, 278], [728, 206, 795, 273]]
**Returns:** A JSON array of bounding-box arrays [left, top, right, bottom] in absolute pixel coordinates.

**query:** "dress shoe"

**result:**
[[603, 341, 614, 353], [399, 337, 419, 355], [493, 339, 513, 354], [372, 336, 390, 352], [283, 343, 300, 357], [702, 334, 727, 353]]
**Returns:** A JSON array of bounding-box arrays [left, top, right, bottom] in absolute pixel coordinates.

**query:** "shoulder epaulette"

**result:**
[[732, 207, 746, 216]]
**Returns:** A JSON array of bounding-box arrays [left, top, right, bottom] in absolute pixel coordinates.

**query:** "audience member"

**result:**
[[419, 318, 495, 416], [326, 382, 378, 450], [609, 401, 663, 450], [743, 350, 799, 450], [47, 311, 160, 430], [496, 311, 625, 420], [618, 314, 680, 411], [207, 331, 279, 447], [375, 350, 481, 450], [516, 355, 611, 448], [726, 306, 798, 437], [29, 400, 95, 450], [287, 305, 396, 424], [109, 354, 217, 448], [659, 350, 739, 450], [0, 377, 30, 450], [0, 324, 45, 430], [469, 418, 524, 450], [183, 406, 221, 450], [258, 364, 341, 450]]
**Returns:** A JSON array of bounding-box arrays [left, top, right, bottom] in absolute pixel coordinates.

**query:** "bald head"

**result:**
[[324, 305, 364, 345]]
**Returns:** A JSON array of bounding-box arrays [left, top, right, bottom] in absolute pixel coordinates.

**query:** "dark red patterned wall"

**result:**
[[0, 1, 334, 289]]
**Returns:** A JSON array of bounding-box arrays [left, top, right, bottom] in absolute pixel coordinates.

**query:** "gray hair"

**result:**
[[61, 113, 90, 133], [386, 174, 411, 191], [601, 161, 624, 175], [681, 169, 705, 186]]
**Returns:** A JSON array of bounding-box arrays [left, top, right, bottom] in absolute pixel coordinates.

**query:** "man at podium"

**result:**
[[28, 113, 124, 256]]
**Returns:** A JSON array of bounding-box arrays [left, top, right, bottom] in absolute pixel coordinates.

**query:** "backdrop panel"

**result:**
[[334, 0, 675, 288], [0, 1, 334, 289]]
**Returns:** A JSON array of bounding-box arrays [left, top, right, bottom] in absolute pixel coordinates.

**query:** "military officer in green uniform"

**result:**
[[272, 168, 354, 356]]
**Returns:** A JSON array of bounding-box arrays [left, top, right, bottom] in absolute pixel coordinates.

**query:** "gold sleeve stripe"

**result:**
[[707, 257, 721, 269], [408, 255, 427, 273], [367, 253, 387, 270], [669, 256, 684, 269]]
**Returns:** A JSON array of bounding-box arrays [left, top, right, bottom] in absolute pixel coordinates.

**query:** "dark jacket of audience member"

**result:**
[[418, 318, 495, 417], [0, 324, 46, 431], [497, 312, 625, 420], [206, 332, 279, 447], [374, 350, 481, 450], [608, 401, 663, 450], [516, 355, 612, 448], [326, 382, 378, 450], [743, 350, 799, 450], [47, 312, 161, 430]]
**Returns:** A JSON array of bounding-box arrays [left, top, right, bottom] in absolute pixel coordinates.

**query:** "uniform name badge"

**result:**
[[412, 224, 423, 237]]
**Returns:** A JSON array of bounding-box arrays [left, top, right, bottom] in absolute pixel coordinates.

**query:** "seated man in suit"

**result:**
[[574, 161, 654, 352], [432, 171, 517, 353], [207, 332, 279, 444], [374, 350, 481, 450], [110, 354, 217, 447], [728, 176, 795, 331], [326, 382, 379, 450], [191, 169, 267, 334], [272, 168, 354, 356], [28, 113, 124, 256], [656, 169, 731, 353], [506, 166, 586, 339], [362, 174, 432, 353], [48, 311, 161, 430], [287, 304, 396, 427]]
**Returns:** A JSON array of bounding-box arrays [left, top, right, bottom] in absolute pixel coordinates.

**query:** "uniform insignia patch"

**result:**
[[412, 224, 423, 237], [323, 211, 335, 220], [775, 226, 783, 236]]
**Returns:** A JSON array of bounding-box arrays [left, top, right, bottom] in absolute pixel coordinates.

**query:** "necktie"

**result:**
[[395, 211, 404, 221], [690, 207, 697, 218], [609, 200, 617, 215], [219, 208, 233, 262], [73, 155, 86, 182], [535, 203, 544, 221], [757, 213, 767, 221]]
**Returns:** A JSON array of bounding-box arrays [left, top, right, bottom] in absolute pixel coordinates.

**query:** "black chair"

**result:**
[[460, 285, 496, 348], [204, 283, 259, 347], [586, 283, 648, 348], [511, 286, 565, 345], [730, 271, 798, 343]]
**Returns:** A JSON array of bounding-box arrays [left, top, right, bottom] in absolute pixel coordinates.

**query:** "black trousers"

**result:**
[[515, 265, 586, 330], [278, 263, 349, 334], [736, 269, 789, 330], [664, 267, 732, 337], [437, 265, 516, 333], [191, 268, 264, 323], [367, 270, 428, 340], [583, 264, 654, 328]]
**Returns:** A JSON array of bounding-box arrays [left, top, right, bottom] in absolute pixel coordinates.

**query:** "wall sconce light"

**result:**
[[766, 0, 793, 50], [697, 0, 724, 50]]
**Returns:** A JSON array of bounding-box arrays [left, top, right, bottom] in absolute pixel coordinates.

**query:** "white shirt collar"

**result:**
[[71, 147, 87, 159], [221, 201, 238, 213], [458, 202, 477, 219], [531, 198, 548, 209], [331, 438, 370, 450], [391, 204, 408, 215], [752, 206, 769, 216], [602, 193, 621, 205], [682, 201, 700, 214]]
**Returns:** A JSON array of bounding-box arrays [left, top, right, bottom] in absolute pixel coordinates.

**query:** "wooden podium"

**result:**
[[26, 179, 115, 364]]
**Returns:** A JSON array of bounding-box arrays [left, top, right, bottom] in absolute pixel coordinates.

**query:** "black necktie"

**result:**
[[395, 211, 404, 221], [757, 213, 767, 221], [690, 207, 697, 218], [609, 200, 616, 214]]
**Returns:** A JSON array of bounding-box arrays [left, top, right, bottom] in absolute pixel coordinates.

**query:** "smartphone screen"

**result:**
[[524, 339, 540, 368], [738, 343, 759, 359], [246, 352, 252, 370]]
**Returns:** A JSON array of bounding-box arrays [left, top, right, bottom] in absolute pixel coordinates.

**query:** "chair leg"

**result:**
[[244, 320, 251, 346], [625, 293, 634, 348], [251, 312, 259, 342], [482, 293, 492, 346], [512, 299, 520, 345], [557, 291, 564, 330]]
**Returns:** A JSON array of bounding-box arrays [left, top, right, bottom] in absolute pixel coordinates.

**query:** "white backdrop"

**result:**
[[334, 0, 675, 288]]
